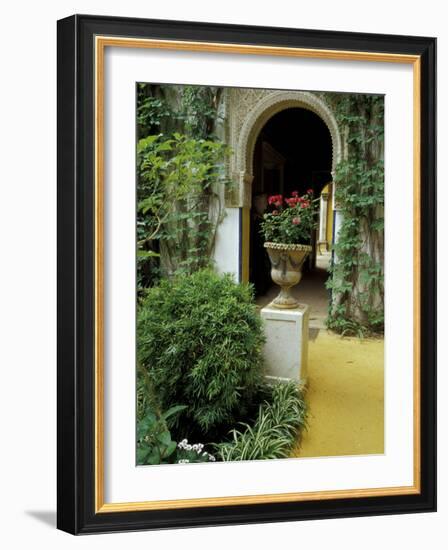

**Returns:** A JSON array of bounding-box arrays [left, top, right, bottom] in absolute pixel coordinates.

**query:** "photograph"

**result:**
[[0, 0, 442, 544], [55, 13, 436, 533], [135, 83, 385, 466]]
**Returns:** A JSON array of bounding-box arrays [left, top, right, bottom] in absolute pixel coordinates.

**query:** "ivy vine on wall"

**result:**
[[136, 84, 230, 291], [324, 93, 385, 335]]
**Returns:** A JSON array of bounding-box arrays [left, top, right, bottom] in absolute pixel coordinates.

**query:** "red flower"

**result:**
[[292, 217, 301, 225], [300, 200, 310, 208], [286, 195, 305, 207], [292, 191, 299, 197], [268, 194, 283, 207], [306, 188, 314, 195]]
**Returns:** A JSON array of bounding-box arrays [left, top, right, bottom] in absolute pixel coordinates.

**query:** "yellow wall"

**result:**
[[326, 183, 334, 247], [321, 183, 334, 248]]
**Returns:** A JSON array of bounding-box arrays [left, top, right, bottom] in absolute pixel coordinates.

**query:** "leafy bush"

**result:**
[[137, 404, 186, 465], [214, 382, 307, 461], [137, 405, 217, 465], [137, 269, 265, 440]]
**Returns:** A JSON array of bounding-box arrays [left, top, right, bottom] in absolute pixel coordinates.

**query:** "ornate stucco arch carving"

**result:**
[[228, 90, 341, 207]]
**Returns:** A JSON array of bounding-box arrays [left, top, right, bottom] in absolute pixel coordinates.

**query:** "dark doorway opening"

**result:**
[[249, 107, 332, 298]]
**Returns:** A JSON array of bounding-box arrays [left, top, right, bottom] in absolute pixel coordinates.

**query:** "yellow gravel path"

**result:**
[[293, 330, 384, 458]]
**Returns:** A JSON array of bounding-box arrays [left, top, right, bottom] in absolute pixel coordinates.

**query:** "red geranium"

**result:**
[[285, 197, 300, 207], [268, 194, 283, 207], [261, 189, 317, 244]]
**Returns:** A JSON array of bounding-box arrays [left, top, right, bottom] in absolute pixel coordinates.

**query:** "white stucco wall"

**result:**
[[213, 207, 241, 281]]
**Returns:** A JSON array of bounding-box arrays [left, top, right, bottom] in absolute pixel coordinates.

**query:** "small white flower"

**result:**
[[186, 444, 192, 451]]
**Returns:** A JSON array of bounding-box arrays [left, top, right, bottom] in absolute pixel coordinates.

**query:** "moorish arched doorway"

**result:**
[[228, 90, 342, 284], [249, 107, 333, 296]]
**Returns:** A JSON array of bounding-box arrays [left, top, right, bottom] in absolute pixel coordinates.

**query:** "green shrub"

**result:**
[[137, 404, 217, 465], [137, 269, 265, 440], [137, 403, 186, 465], [214, 382, 307, 461]]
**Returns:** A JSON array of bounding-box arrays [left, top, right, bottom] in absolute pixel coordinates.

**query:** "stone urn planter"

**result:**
[[264, 242, 312, 309]]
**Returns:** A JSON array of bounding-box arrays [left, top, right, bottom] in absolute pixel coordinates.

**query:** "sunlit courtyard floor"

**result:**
[[292, 330, 384, 458], [255, 254, 384, 459]]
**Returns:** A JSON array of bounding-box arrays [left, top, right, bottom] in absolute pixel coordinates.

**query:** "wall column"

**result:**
[[318, 192, 329, 245], [332, 209, 344, 264], [240, 172, 254, 283]]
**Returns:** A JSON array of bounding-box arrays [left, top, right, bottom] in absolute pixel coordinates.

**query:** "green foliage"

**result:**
[[137, 403, 217, 465], [137, 89, 172, 136], [137, 133, 231, 278], [137, 269, 265, 439], [137, 403, 186, 465], [179, 86, 223, 139], [215, 382, 308, 461], [137, 365, 217, 465], [325, 94, 385, 334], [260, 191, 318, 244], [137, 133, 219, 238], [136, 84, 229, 289]]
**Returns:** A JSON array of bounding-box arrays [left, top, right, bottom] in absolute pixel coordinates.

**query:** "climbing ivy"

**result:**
[[137, 95, 171, 136], [179, 86, 223, 139], [136, 84, 230, 288], [324, 94, 385, 335], [137, 132, 231, 277]]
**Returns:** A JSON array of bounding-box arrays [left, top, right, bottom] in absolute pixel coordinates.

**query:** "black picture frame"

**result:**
[[57, 14, 436, 534]]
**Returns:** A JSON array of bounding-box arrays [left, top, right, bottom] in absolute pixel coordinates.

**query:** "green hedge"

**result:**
[[137, 269, 265, 440]]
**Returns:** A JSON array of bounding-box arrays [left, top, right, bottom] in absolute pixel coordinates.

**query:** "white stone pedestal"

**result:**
[[260, 304, 310, 383]]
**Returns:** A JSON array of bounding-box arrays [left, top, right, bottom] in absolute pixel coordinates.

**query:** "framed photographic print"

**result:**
[[57, 14, 436, 534]]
